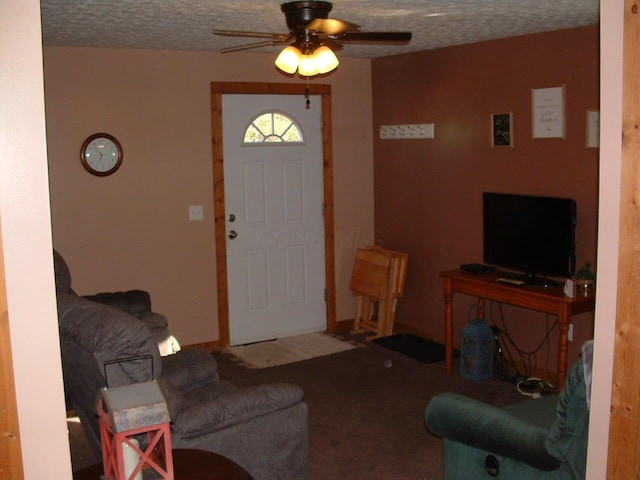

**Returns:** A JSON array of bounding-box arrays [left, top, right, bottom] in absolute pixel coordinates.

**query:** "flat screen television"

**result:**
[[483, 192, 576, 284]]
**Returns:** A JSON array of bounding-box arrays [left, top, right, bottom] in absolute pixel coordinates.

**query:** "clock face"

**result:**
[[80, 133, 123, 176]]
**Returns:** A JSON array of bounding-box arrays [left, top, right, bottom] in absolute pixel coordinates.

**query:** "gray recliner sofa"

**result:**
[[55, 252, 309, 480], [54, 250, 180, 356]]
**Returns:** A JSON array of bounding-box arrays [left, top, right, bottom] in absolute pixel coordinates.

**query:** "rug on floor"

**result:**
[[374, 333, 459, 364], [224, 332, 360, 369]]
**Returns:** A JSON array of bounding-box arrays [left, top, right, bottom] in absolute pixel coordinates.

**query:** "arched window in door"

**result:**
[[243, 111, 304, 144]]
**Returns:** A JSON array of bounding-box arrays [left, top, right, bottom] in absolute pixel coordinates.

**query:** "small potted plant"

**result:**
[[574, 261, 596, 295]]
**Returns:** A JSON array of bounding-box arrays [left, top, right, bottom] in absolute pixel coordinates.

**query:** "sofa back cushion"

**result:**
[[83, 290, 153, 318], [53, 249, 73, 294]]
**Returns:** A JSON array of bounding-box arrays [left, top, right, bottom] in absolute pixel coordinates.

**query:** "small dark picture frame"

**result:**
[[491, 112, 513, 147]]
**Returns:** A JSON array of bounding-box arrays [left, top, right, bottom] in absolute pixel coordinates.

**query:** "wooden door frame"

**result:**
[[607, 1, 640, 476], [0, 223, 24, 479], [210, 82, 336, 348]]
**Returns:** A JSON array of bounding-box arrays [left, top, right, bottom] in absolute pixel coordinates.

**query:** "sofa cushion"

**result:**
[[161, 348, 219, 393], [174, 383, 305, 438], [84, 290, 152, 317], [157, 376, 187, 419]]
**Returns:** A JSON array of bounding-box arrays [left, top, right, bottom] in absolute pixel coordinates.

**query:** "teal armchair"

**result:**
[[425, 344, 591, 479]]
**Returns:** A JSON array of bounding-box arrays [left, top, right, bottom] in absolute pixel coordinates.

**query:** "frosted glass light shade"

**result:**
[[275, 44, 339, 77], [298, 55, 319, 77], [275, 46, 302, 74], [314, 46, 339, 74]]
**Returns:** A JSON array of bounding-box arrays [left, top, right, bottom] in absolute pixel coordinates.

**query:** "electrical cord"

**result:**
[[516, 377, 556, 398], [494, 303, 531, 376], [488, 301, 558, 386], [492, 323, 525, 383]]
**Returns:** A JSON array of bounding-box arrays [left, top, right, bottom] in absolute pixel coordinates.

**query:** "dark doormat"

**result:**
[[373, 333, 459, 364]]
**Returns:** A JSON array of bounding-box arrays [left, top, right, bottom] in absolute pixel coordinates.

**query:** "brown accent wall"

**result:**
[[372, 26, 599, 372]]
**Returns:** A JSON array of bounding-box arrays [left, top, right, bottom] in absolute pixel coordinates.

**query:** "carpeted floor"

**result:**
[[68, 332, 522, 479]]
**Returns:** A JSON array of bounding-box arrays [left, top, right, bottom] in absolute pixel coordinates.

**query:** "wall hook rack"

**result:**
[[379, 123, 434, 139]]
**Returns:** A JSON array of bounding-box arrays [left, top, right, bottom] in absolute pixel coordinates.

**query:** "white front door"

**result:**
[[222, 94, 326, 345]]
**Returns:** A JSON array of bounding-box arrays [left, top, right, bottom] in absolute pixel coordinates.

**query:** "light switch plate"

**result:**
[[188, 205, 204, 221]]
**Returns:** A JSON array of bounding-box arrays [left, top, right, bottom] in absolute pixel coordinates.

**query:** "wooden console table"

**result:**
[[440, 269, 595, 388]]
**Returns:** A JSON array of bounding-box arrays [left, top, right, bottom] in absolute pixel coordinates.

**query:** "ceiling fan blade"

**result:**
[[306, 18, 359, 35], [213, 29, 291, 41], [319, 37, 343, 52], [334, 31, 412, 44], [218, 38, 292, 54]]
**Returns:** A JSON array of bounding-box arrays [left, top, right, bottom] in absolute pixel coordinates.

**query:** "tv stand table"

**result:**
[[440, 269, 595, 389]]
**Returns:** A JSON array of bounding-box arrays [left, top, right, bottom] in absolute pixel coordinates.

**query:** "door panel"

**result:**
[[222, 93, 326, 345]]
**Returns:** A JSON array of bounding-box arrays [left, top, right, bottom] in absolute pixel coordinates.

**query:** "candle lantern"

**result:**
[[98, 378, 174, 480], [460, 305, 494, 381]]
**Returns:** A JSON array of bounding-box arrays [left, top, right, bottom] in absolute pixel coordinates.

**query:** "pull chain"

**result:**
[[305, 77, 311, 109]]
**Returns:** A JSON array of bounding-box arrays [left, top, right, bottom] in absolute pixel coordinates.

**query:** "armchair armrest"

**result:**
[[425, 393, 560, 471], [173, 383, 305, 438], [161, 348, 219, 392]]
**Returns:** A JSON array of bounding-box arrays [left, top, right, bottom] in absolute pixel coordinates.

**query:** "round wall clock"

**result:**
[[80, 133, 123, 176]]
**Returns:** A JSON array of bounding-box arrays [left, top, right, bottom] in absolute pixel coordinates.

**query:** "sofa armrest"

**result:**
[[173, 383, 305, 438], [138, 311, 169, 330], [425, 393, 561, 471], [161, 348, 219, 392]]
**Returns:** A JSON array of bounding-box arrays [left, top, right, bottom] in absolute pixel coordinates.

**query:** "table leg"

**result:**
[[444, 290, 454, 375], [557, 306, 571, 390]]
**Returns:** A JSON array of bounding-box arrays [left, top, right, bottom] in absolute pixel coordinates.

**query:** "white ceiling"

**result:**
[[40, 0, 599, 59]]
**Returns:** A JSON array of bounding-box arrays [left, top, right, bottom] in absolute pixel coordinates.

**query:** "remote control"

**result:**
[[497, 277, 525, 286]]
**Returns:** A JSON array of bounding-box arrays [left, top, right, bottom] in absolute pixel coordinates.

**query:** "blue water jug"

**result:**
[[460, 305, 494, 380]]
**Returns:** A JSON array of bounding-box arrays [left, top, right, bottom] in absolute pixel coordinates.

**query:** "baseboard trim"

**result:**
[[335, 319, 440, 342], [183, 340, 221, 352]]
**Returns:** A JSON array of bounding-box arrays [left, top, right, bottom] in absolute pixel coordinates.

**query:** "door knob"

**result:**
[[228, 230, 237, 239], [228, 214, 236, 222]]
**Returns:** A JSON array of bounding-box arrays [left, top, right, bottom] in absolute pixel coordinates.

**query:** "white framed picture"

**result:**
[[532, 86, 565, 139]]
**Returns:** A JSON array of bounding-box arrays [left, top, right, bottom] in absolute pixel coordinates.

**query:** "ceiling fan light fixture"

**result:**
[[298, 54, 320, 77], [314, 45, 339, 74], [275, 45, 302, 74], [275, 44, 338, 77]]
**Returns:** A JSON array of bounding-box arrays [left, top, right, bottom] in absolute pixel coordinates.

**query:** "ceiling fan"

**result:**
[[212, 1, 412, 77]]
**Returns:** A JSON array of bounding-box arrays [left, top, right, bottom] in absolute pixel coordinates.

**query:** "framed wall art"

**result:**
[[491, 112, 513, 147], [532, 86, 565, 139]]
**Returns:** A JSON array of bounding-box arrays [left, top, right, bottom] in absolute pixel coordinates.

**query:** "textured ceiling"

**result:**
[[40, 0, 599, 59]]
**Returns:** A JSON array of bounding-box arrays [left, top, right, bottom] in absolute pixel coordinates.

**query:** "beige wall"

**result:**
[[2, 0, 72, 478], [44, 47, 374, 345]]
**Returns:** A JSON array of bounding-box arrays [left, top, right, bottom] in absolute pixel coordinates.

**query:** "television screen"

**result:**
[[483, 192, 576, 281]]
